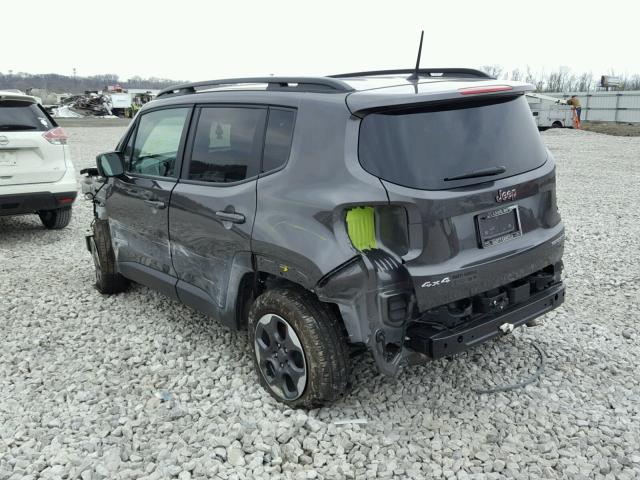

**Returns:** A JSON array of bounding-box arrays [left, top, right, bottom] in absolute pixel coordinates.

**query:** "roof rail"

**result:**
[[157, 77, 354, 98], [329, 68, 492, 79]]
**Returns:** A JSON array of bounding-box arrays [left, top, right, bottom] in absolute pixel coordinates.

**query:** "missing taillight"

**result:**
[[43, 127, 69, 145], [346, 207, 377, 251], [345, 205, 409, 256]]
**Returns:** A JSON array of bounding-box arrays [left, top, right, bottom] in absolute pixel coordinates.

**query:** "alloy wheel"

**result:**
[[254, 313, 307, 401], [91, 240, 103, 285]]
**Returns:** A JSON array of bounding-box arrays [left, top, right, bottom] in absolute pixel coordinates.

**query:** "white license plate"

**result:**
[[476, 205, 522, 248], [0, 151, 17, 166]]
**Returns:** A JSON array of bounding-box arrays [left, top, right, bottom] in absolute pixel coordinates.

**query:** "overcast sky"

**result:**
[[3, 0, 639, 81]]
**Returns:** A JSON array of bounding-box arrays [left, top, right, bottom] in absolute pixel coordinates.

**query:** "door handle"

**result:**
[[215, 211, 245, 224], [144, 200, 166, 209]]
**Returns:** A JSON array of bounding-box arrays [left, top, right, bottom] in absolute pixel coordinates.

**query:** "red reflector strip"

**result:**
[[459, 85, 513, 95], [57, 197, 75, 204]]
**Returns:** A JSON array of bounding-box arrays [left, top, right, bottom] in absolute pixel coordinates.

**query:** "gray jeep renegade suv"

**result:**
[[85, 69, 565, 407]]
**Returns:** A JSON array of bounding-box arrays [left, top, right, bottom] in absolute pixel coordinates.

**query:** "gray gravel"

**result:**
[[1, 125, 639, 479]]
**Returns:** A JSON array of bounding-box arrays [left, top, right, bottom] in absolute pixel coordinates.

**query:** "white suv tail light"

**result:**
[[42, 127, 69, 145]]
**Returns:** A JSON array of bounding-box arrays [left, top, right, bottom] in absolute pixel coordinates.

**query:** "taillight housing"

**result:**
[[43, 127, 69, 145], [345, 205, 409, 256]]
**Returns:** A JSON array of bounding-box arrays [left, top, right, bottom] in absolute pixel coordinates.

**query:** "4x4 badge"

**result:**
[[421, 276, 450, 288], [496, 188, 517, 203]]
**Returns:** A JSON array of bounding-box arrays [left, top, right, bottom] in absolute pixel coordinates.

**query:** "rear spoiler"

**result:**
[[345, 80, 533, 116], [0, 92, 38, 104]]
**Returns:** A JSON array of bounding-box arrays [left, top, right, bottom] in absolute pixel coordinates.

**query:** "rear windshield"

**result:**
[[0, 100, 54, 132], [358, 95, 547, 190]]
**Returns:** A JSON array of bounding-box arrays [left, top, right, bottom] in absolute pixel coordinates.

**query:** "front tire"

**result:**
[[38, 207, 72, 229], [248, 287, 349, 408], [91, 219, 129, 294]]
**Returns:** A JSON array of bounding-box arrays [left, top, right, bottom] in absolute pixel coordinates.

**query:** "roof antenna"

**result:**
[[407, 30, 424, 81]]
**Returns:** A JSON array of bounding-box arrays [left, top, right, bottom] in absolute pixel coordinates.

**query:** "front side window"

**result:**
[[188, 107, 266, 183], [129, 108, 189, 177]]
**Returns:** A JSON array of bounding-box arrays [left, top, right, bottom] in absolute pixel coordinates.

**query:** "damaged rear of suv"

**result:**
[[317, 75, 565, 377], [87, 68, 564, 407]]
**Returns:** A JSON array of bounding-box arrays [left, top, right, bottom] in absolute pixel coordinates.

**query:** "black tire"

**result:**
[[248, 287, 349, 408], [38, 207, 72, 229], [91, 219, 129, 294], [552, 121, 563, 128]]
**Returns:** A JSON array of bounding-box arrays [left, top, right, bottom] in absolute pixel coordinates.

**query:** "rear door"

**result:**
[[106, 106, 191, 297], [0, 98, 66, 186], [357, 94, 564, 311], [169, 105, 267, 319]]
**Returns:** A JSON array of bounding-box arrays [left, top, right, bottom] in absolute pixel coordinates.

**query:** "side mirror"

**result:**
[[96, 151, 124, 177]]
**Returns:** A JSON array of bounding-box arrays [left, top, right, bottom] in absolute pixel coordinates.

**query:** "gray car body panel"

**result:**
[[251, 96, 389, 288], [94, 75, 564, 376]]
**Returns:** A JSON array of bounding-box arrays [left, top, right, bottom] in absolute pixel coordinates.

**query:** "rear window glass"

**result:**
[[0, 100, 53, 132], [358, 95, 547, 190]]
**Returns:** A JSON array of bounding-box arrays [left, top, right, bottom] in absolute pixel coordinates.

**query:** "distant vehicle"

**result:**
[[84, 69, 565, 407], [109, 92, 132, 115], [526, 93, 573, 129], [0, 91, 76, 228]]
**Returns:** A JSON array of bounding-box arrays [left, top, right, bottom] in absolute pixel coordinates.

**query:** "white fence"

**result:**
[[546, 91, 640, 123]]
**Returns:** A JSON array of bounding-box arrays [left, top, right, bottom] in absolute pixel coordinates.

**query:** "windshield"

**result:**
[[358, 95, 547, 190], [0, 100, 54, 132]]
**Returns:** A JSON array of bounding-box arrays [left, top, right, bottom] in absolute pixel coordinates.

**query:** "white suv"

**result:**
[[0, 91, 76, 229]]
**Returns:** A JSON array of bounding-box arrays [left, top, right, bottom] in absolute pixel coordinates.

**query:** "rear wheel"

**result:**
[[248, 288, 349, 408], [552, 121, 563, 128], [38, 207, 72, 229], [91, 219, 129, 294]]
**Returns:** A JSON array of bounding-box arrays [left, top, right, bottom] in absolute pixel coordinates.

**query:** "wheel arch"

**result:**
[[234, 268, 351, 343]]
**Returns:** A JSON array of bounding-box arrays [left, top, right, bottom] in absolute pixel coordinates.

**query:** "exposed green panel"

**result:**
[[346, 207, 377, 251]]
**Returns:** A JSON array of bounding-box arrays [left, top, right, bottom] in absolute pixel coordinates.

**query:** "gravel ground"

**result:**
[[581, 122, 640, 137], [1, 126, 639, 480]]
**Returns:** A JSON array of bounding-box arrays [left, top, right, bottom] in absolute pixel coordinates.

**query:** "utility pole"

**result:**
[[73, 68, 77, 92]]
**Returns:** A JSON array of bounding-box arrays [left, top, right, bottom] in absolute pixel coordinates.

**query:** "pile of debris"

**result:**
[[52, 93, 115, 118]]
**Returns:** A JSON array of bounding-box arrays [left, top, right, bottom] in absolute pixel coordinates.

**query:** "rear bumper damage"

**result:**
[[316, 241, 565, 376], [0, 191, 77, 216], [406, 279, 564, 360]]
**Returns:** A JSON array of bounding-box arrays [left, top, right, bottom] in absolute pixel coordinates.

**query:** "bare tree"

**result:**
[[509, 69, 522, 81], [481, 65, 503, 79], [577, 72, 594, 92]]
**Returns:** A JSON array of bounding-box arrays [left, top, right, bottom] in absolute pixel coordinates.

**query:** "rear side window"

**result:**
[[129, 108, 189, 177], [188, 107, 266, 183], [358, 95, 547, 190], [0, 100, 54, 132], [262, 109, 295, 173]]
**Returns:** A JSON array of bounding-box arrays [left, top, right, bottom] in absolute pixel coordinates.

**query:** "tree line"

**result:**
[[2, 69, 640, 94], [0, 72, 183, 93], [481, 66, 640, 92]]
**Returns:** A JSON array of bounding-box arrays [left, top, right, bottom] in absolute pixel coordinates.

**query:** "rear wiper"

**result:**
[[0, 124, 37, 131], [444, 166, 506, 182]]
